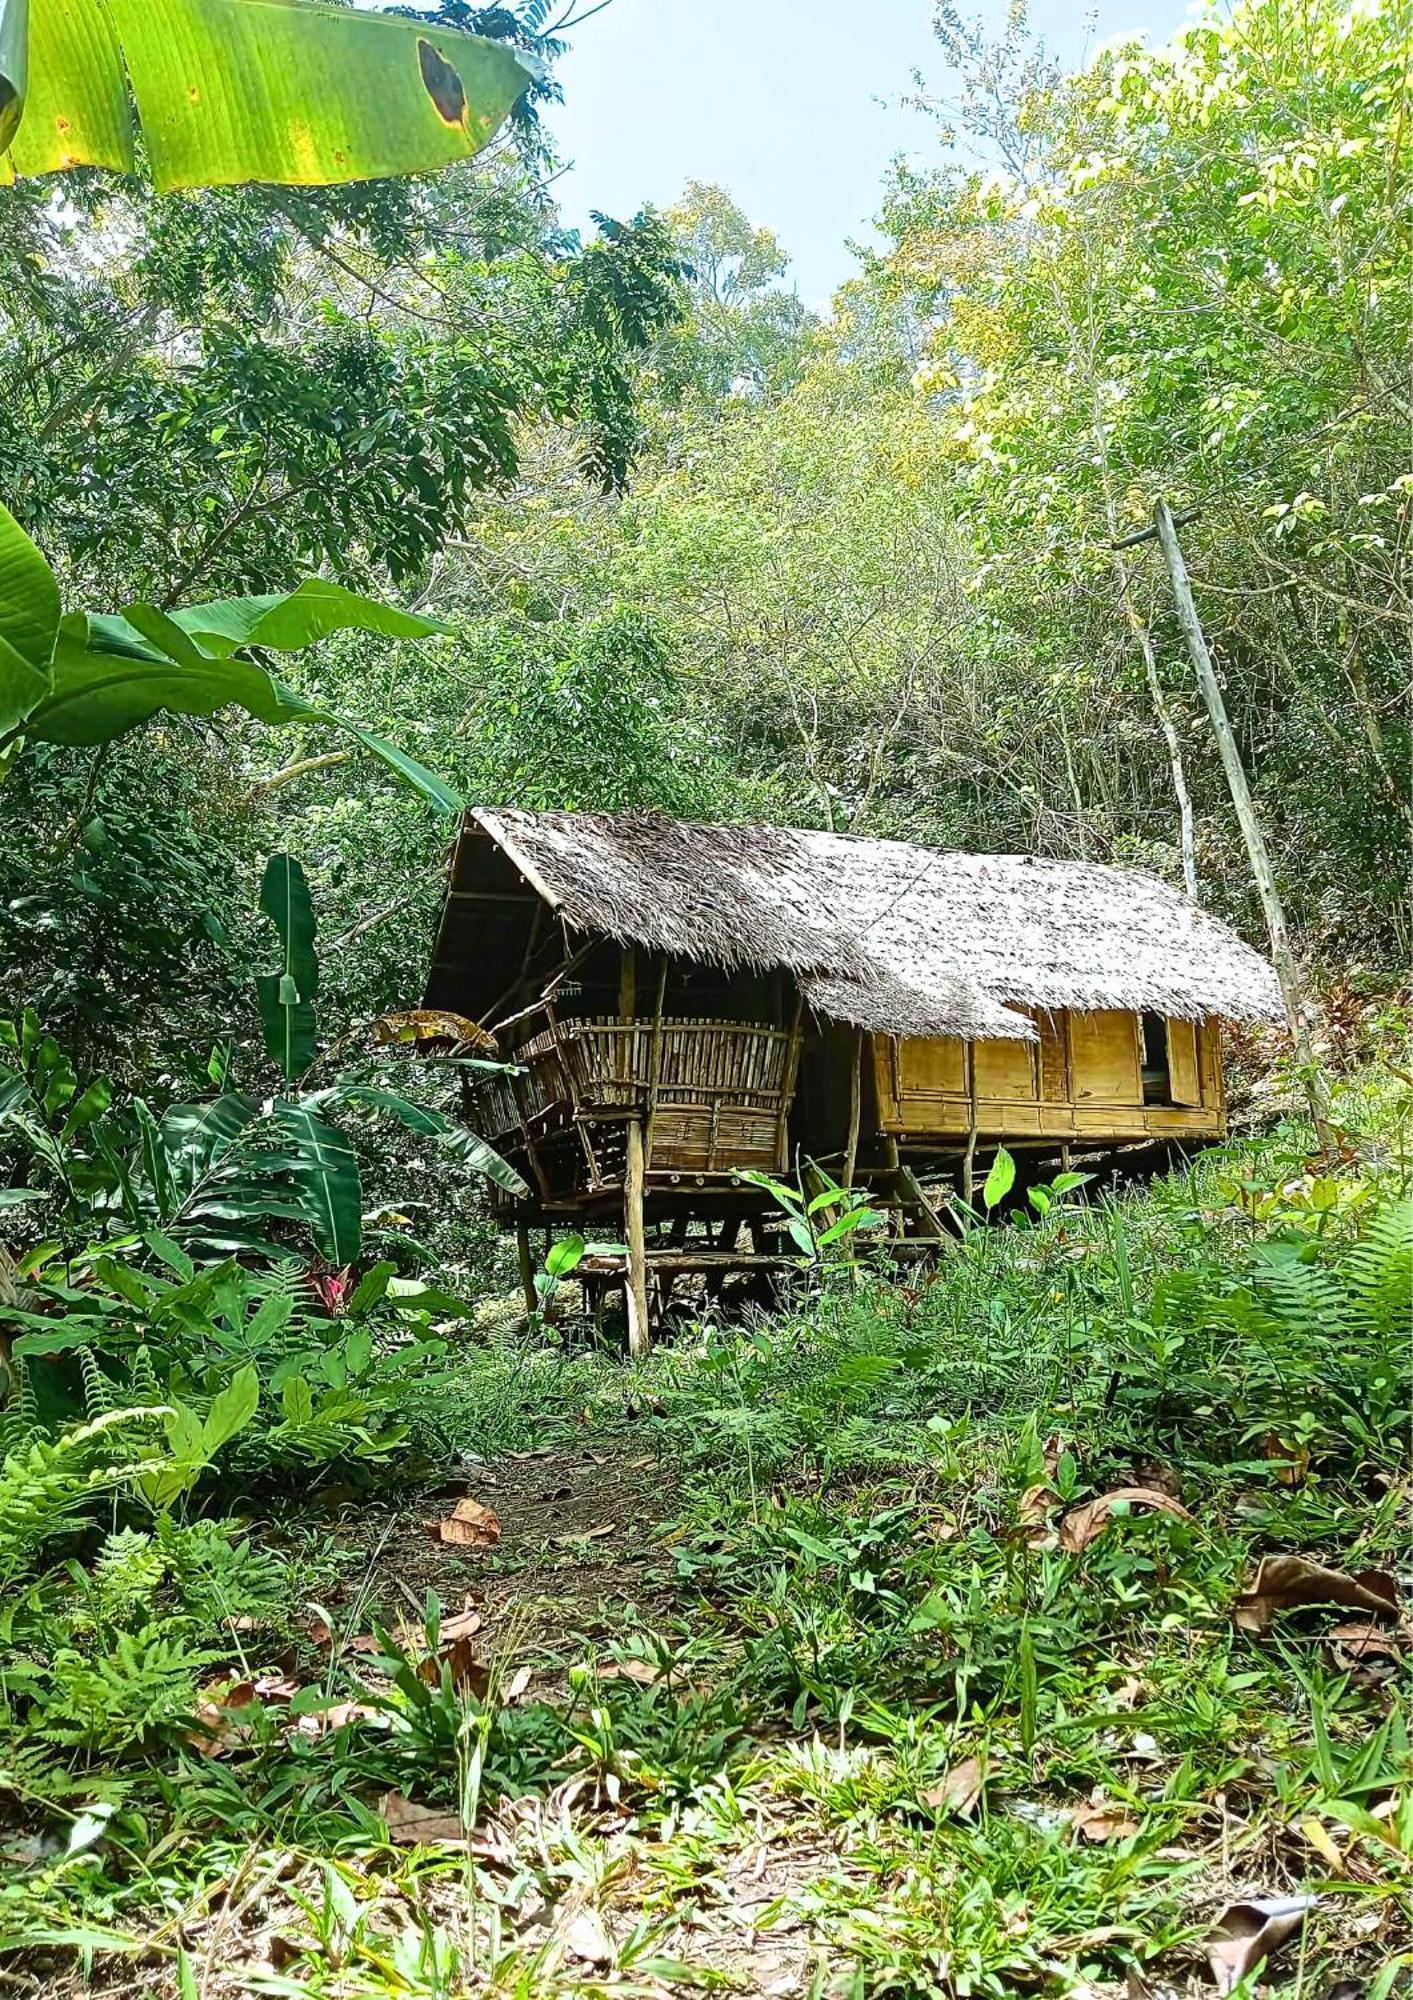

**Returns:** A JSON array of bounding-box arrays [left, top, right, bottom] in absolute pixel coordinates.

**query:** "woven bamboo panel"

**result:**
[[649, 1102, 783, 1173]]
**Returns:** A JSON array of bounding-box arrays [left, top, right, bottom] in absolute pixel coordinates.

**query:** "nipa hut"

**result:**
[[425, 807, 1282, 1349]]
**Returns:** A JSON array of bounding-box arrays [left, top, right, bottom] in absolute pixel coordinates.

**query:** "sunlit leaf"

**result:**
[[2, 0, 535, 193], [0, 500, 58, 735], [982, 1147, 1016, 1211]]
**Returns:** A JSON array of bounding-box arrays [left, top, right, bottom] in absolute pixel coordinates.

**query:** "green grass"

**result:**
[[0, 1069, 1410, 1996]]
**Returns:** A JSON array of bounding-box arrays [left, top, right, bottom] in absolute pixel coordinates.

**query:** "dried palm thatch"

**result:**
[[468, 807, 1283, 1041]]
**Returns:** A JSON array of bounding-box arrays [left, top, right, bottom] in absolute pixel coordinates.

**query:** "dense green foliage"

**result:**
[[0, 0, 1409, 1990], [0, 1086, 1408, 1991]]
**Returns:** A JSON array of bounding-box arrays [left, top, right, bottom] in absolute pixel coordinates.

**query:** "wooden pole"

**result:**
[[515, 1221, 537, 1317], [1151, 501, 1332, 1140], [842, 1029, 863, 1189], [624, 1117, 651, 1359], [961, 1041, 979, 1210]]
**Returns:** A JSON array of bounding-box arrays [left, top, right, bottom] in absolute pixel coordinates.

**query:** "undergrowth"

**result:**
[[0, 1067, 1408, 1996]]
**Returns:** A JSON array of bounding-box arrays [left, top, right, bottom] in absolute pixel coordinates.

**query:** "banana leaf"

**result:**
[[256, 854, 318, 1082], [1, 0, 536, 192]]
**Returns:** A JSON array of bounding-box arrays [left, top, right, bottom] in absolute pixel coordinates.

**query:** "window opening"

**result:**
[[1141, 1012, 1171, 1105]]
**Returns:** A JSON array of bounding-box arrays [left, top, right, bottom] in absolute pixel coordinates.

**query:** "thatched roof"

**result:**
[[467, 807, 1283, 1041]]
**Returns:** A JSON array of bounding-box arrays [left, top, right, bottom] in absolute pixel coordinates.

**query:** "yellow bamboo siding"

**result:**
[[873, 1011, 1226, 1144]]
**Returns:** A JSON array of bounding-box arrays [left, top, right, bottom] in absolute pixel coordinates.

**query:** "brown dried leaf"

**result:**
[[380, 1790, 468, 1847], [1059, 1486, 1192, 1554], [1328, 1619, 1403, 1673], [1205, 1895, 1315, 1995], [1264, 1432, 1311, 1488], [597, 1658, 659, 1685], [1071, 1802, 1139, 1844], [373, 1008, 497, 1053], [294, 1700, 392, 1739], [430, 1497, 502, 1547], [439, 1605, 484, 1643], [1232, 1556, 1401, 1635], [1019, 1482, 1060, 1526], [919, 1754, 984, 1818], [187, 1678, 258, 1755]]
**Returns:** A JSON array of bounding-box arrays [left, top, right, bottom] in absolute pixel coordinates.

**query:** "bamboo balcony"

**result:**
[[467, 1010, 799, 1193]]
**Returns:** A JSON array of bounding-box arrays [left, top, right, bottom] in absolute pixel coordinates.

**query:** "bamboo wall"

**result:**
[[872, 1008, 1225, 1144]]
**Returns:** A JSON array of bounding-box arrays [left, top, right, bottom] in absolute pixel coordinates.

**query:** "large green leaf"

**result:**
[[256, 853, 318, 1082], [273, 1101, 361, 1264], [269, 687, 464, 817], [441, 1122, 530, 1198], [2, 0, 535, 192], [15, 603, 462, 815], [172, 579, 450, 657], [160, 1092, 262, 1191], [0, 500, 58, 735], [24, 621, 295, 743], [201, 1362, 260, 1455]]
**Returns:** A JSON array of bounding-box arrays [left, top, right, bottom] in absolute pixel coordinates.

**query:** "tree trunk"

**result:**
[[1152, 501, 1332, 1141]]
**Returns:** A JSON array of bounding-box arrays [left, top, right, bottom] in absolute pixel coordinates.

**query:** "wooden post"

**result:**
[[961, 1041, 979, 1210], [617, 944, 637, 1091], [1151, 501, 1332, 1142], [842, 1029, 863, 1189], [624, 1117, 651, 1359], [515, 1221, 537, 1317]]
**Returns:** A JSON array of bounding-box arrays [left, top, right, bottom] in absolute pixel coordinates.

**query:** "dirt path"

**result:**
[[337, 1431, 685, 1697]]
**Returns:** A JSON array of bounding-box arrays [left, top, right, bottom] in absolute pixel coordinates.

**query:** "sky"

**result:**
[[545, 0, 1186, 307]]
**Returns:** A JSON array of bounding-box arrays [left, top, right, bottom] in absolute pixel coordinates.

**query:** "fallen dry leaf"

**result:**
[[1059, 1486, 1192, 1554], [430, 1497, 502, 1548], [562, 1909, 613, 1966], [439, 1605, 484, 1643], [551, 1523, 614, 1546], [294, 1700, 392, 1739], [1328, 1619, 1404, 1670], [380, 1790, 468, 1846], [1264, 1432, 1311, 1488], [593, 1658, 659, 1685], [919, 1754, 984, 1817], [503, 1664, 533, 1704], [1232, 1555, 1401, 1635], [1205, 1894, 1315, 1995], [1071, 1801, 1140, 1844]]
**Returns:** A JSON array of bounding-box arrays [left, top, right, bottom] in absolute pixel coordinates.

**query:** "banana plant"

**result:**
[[0, 502, 460, 811], [0, 0, 536, 192], [0, 858, 526, 1265]]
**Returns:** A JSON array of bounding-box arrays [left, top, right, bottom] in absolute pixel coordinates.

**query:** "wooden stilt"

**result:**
[[624, 1117, 651, 1358], [961, 1042, 979, 1211], [516, 1221, 537, 1316]]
